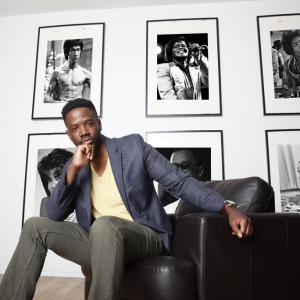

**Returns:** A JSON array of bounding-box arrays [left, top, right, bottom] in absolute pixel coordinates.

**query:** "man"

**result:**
[[189, 43, 208, 68], [45, 39, 91, 102], [0, 98, 252, 300], [157, 36, 208, 100], [272, 40, 284, 88], [281, 30, 300, 98], [37, 148, 77, 222], [38, 148, 73, 196], [189, 43, 209, 99]]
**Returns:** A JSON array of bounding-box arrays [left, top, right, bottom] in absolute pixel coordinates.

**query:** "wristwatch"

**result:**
[[222, 200, 237, 214], [224, 200, 237, 208]]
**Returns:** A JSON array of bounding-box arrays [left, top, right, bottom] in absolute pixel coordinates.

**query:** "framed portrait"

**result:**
[[146, 130, 224, 213], [32, 23, 105, 119], [266, 129, 300, 213], [22, 133, 77, 225], [257, 14, 300, 115], [146, 18, 222, 116]]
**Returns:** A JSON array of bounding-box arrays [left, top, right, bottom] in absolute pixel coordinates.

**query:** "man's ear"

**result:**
[[66, 129, 70, 138]]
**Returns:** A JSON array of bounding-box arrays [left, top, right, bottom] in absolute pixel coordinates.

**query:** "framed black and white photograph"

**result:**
[[146, 18, 222, 116], [32, 23, 105, 119], [266, 129, 300, 213], [257, 14, 300, 114], [146, 130, 224, 213], [22, 133, 77, 224]]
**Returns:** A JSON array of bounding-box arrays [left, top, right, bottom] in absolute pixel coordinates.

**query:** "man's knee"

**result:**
[[90, 216, 124, 241], [22, 217, 50, 235]]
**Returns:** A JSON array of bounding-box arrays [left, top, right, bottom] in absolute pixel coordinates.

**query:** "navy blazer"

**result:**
[[46, 134, 224, 251]]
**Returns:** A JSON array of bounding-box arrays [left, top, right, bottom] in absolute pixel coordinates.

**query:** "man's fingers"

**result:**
[[239, 219, 247, 236], [226, 207, 253, 239], [231, 218, 253, 238], [86, 144, 94, 160], [78, 144, 93, 161], [231, 222, 243, 238]]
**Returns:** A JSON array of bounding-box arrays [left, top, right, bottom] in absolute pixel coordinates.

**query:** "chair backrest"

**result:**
[[175, 177, 275, 216]]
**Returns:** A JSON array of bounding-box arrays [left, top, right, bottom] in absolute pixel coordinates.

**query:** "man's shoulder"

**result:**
[[157, 62, 176, 68], [105, 134, 146, 156], [157, 62, 176, 76], [113, 133, 144, 145], [57, 62, 69, 73]]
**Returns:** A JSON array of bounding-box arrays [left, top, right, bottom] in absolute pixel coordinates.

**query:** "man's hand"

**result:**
[[72, 143, 95, 168], [66, 142, 95, 185], [223, 206, 253, 239]]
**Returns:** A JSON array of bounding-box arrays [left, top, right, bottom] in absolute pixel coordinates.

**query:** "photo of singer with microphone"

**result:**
[[157, 34, 209, 100]]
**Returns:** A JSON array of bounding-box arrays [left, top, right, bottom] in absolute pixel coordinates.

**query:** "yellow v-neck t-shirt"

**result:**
[[90, 158, 133, 221]]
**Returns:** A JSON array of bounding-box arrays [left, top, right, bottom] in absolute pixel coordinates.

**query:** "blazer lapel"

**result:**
[[80, 164, 92, 224], [104, 136, 130, 210]]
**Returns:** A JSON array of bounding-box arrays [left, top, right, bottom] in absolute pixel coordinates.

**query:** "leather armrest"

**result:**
[[172, 213, 300, 300], [176, 177, 275, 215]]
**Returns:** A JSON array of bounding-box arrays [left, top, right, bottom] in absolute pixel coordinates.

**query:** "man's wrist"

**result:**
[[221, 200, 237, 215]]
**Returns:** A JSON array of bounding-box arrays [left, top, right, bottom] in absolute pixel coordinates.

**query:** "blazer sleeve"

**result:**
[[157, 63, 178, 100], [140, 136, 224, 212], [45, 160, 78, 221]]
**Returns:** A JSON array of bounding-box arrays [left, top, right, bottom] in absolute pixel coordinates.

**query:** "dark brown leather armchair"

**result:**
[[43, 177, 300, 299]]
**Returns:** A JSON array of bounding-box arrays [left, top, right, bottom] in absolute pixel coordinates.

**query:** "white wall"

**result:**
[[0, 0, 299, 277]]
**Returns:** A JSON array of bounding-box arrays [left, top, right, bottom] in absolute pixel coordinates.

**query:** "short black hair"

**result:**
[[164, 36, 189, 62], [273, 40, 282, 49], [61, 98, 98, 122], [38, 148, 73, 196], [63, 39, 83, 60], [282, 30, 300, 55]]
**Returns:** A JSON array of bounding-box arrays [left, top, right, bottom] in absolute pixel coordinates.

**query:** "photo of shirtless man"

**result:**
[[45, 39, 91, 102]]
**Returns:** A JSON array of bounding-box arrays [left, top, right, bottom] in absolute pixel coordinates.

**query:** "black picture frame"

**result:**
[[257, 13, 300, 115], [32, 22, 105, 119], [266, 129, 300, 213], [146, 18, 222, 117], [146, 130, 224, 213], [22, 133, 76, 225]]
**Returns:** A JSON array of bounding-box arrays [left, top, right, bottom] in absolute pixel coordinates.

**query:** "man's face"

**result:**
[[46, 167, 63, 194], [170, 150, 196, 175], [65, 107, 102, 147], [291, 36, 300, 56], [172, 41, 188, 59], [68, 45, 81, 64], [170, 149, 204, 180]]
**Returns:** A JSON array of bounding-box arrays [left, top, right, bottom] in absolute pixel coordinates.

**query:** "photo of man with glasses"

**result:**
[[156, 147, 210, 212]]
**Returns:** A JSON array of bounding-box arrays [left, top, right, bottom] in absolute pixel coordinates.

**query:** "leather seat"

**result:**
[[44, 177, 291, 300], [82, 257, 196, 300]]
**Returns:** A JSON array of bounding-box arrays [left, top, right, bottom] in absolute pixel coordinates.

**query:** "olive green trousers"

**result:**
[[0, 216, 164, 300]]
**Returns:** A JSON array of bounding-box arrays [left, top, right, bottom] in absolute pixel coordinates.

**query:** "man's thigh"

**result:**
[[27, 217, 90, 267], [90, 216, 163, 264]]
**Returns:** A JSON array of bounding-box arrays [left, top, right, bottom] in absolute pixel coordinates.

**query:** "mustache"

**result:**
[[80, 137, 94, 144]]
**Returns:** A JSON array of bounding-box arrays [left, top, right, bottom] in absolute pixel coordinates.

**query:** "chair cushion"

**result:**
[[121, 256, 196, 300], [176, 177, 274, 216]]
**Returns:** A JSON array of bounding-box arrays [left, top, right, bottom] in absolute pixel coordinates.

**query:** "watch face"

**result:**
[[224, 200, 237, 207]]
